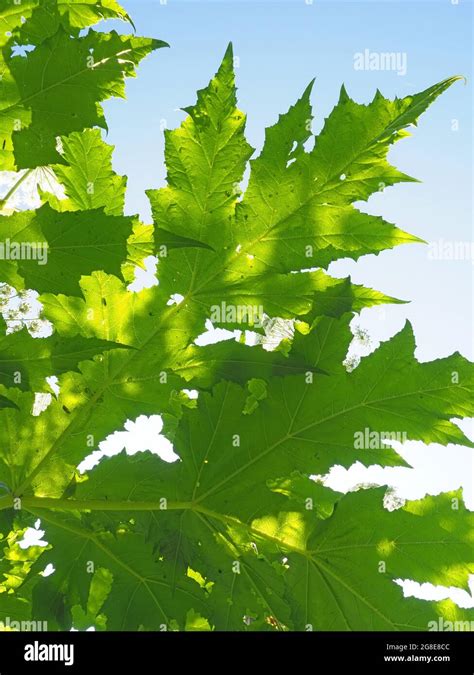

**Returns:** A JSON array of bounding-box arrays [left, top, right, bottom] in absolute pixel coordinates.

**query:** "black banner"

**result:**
[[0, 631, 471, 673]]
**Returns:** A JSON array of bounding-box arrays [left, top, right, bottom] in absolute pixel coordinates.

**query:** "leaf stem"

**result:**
[[0, 494, 193, 512], [0, 168, 34, 209], [0, 494, 312, 559]]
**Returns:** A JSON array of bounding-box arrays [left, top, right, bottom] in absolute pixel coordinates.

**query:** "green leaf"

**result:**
[[147, 51, 452, 339], [29, 511, 209, 630], [71, 566, 113, 630], [46, 129, 127, 215], [0, 392, 18, 410], [68, 451, 474, 630], [310, 78, 462, 203], [0, 318, 128, 391], [0, 28, 166, 170], [234, 80, 426, 273], [0, 205, 136, 295], [148, 43, 253, 250], [0, 24, 471, 633], [271, 488, 474, 631], [0, 0, 132, 48]]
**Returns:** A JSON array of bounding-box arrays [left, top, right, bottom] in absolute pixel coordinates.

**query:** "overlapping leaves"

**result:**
[[0, 0, 166, 170], [0, 2, 472, 632]]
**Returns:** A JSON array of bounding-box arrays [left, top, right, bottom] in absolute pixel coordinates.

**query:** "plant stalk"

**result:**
[[0, 168, 34, 209]]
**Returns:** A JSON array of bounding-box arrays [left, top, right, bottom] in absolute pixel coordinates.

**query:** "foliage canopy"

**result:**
[[0, 0, 472, 632]]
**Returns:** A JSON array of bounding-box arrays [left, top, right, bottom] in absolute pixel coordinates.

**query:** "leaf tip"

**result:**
[[304, 78, 316, 98], [152, 39, 170, 50], [223, 42, 234, 64], [338, 83, 350, 104]]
